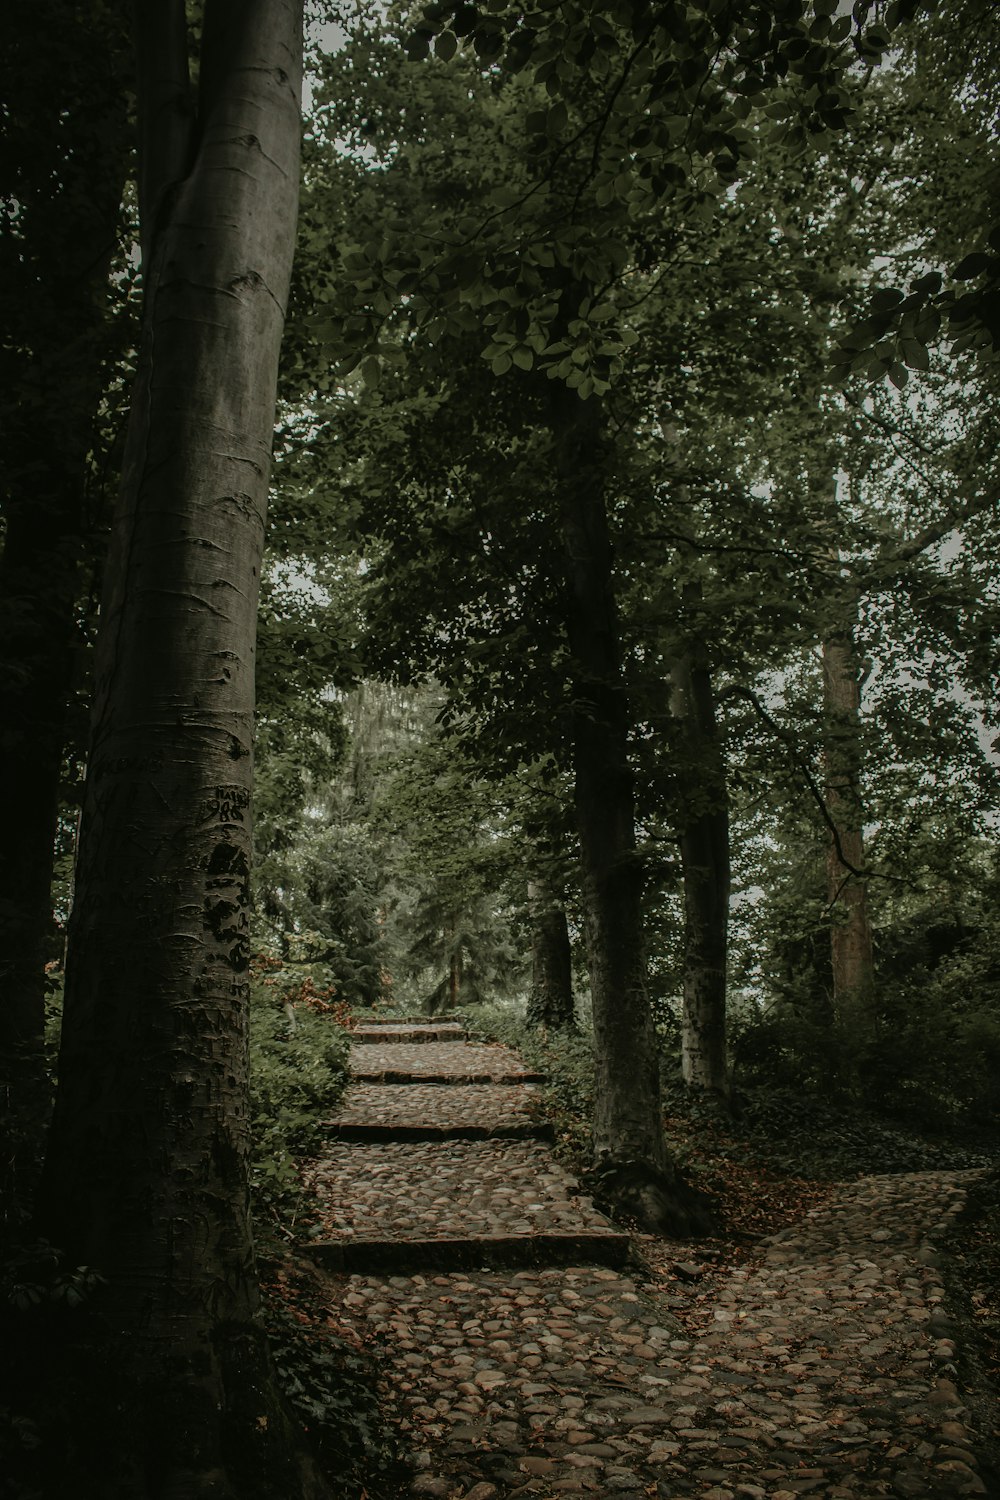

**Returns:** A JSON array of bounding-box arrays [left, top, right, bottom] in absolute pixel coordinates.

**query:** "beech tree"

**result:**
[[31, 4, 328, 1493]]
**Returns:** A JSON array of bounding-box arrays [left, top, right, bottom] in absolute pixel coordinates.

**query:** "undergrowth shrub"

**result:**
[[262, 1298, 405, 1500], [249, 966, 406, 1498], [464, 995, 993, 1190], [249, 966, 351, 1239], [463, 1001, 595, 1165], [729, 966, 1000, 1145], [868, 952, 1000, 1133]]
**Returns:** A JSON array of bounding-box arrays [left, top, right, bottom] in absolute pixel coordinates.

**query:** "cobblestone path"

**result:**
[[310, 1019, 993, 1500]]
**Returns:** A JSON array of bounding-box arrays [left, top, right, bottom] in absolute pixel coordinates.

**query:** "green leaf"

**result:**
[[511, 347, 534, 370], [434, 29, 458, 60], [452, 4, 479, 38], [491, 184, 524, 208], [360, 355, 381, 389], [406, 30, 433, 60], [887, 361, 909, 389], [901, 338, 930, 371], [911, 270, 943, 295], [861, 22, 890, 50], [915, 304, 942, 342], [953, 252, 991, 280], [474, 25, 505, 57]]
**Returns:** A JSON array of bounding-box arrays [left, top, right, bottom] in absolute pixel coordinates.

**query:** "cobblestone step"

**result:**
[[352, 1015, 467, 1027], [329, 1082, 547, 1136], [305, 1139, 613, 1248], [352, 1023, 468, 1044], [319, 1172, 991, 1500], [349, 1041, 541, 1081], [327, 1122, 553, 1142]]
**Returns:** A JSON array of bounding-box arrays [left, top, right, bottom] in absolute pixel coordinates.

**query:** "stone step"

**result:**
[[328, 1081, 549, 1139], [349, 1041, 542, 1083], [308, 1230, 630, 1273], [351, 1015, 466, 1026], [304, 1139, 620, 1258], [350, 1068, 547, 1084], [351, 1023, 467, 1044]]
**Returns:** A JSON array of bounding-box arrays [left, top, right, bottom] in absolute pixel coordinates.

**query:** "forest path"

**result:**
[[308, 1020, 992, 1500]]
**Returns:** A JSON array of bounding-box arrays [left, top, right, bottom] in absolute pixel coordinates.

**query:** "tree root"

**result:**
[[585, 1156, 719, 1239]]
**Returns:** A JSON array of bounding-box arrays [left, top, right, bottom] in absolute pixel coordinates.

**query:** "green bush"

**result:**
[[262, 1299, 405, 1500], [463, 1000, 595, 1164], [249, 982, 350, 1237]]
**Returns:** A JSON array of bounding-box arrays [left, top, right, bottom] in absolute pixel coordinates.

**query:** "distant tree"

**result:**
[[371, 713, 527, 1013], [526, 879, 575, 1030]]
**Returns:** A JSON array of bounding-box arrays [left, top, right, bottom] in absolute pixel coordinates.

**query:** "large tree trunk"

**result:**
[[822, 621, 875, 1041], [668, 627, 731, 1097], [549, 382, 713, 1236], [0, 0, 131, 1206], [33, 5, 326, 1495], [526, 879, 575, 1029]]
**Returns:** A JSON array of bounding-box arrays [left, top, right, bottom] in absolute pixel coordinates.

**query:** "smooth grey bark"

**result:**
[[526, 880, 575, 1029], [36, 5, 327, 1494], [549, 381, 713, 1235], [668, 628, 731, 1097]]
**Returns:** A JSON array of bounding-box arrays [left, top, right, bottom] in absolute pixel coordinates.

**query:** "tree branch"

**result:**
[[132, 0, 195, 265], [719, 685, 868, 879]]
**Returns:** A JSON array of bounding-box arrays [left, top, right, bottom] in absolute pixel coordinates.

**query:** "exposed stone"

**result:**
[[409, 1476, 454, 1498]]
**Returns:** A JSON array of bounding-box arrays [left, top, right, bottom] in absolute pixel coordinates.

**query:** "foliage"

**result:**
[[1, 1239, 105, 1317], [463, 1000, 596, 1166], [261, 1274, 406, 1500], [257, 820, 391, 1009], [465, 996, 996, 1196], [248, 965, 351, 1239], [322, 0, 911, 394], [728, 824, 1000, 1133]]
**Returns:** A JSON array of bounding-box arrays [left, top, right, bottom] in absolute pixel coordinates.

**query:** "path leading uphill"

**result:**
[[305, 1019, 994, 1500]]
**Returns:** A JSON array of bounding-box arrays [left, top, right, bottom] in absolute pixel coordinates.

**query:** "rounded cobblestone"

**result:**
[[350, 1040, 542, 1080], [310, 1024, 990, 1498], [332, 1082, 545, 1133], [305, 1140, 615, 1241]]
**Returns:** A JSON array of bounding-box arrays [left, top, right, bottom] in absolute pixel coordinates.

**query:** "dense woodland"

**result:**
[[1, 0, 998, 1495]]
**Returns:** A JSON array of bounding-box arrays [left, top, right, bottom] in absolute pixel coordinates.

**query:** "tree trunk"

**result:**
[[549, 381, 713, 1236], [526, 880, 575, 1029], [0, 0, 131, 1206], [449, 942, 463, 1010], [668, 628, 731, 1097], [822, 622, 875, 1040], [34, 5, 327, 1494]]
